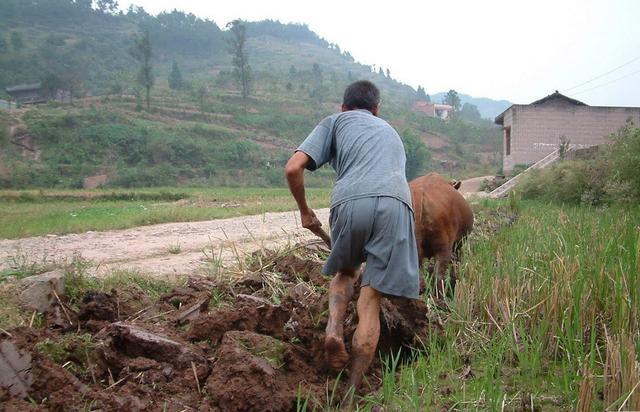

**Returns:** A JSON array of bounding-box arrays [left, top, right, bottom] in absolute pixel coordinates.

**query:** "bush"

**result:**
[[518, 126, 640, 205]]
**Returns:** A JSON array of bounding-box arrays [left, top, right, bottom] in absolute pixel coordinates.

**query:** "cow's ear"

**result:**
[[452, 180, 462, 190]]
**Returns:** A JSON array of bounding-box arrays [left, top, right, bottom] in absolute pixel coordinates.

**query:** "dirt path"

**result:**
[[459, 175, 493, 194], [0, 209, 330, 278]]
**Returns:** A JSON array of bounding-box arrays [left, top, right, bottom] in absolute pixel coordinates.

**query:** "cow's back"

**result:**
[[409, 173, 473, 259]]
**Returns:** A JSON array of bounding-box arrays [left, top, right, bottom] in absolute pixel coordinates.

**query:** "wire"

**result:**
[[562, 55, 640, 92], [571, 67, 640, 95]]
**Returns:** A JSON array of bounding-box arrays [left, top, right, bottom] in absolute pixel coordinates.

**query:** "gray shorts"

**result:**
[[323, 196, 420, 299]]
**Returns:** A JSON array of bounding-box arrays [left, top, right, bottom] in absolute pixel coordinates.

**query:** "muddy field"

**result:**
[[0, 243, 437, 411]]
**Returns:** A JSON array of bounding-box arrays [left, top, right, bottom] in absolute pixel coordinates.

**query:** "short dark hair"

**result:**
[[343, 80, 380, 111]]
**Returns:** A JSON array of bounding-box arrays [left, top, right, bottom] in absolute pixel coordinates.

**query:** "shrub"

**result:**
[[518, 126, 640, 205]]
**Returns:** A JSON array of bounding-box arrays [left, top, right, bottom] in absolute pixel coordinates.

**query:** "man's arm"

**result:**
[[285, 151, 322, 231]]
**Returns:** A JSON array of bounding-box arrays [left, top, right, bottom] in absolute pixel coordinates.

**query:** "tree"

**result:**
[[378, 67, 384, 76], [386, 68, 391, 79], [401, 129, 431, 180], [442, 89, 461, 113], [0, 36, 8, 54], [96, 0, 119, 14], [196, 85, 207, 112], [10, 31, 23, 52], [130, 29, 154, 110], [459, 102, 482, 122], [168, 61, 184, 90], [416, 86, 430, 102], [226, 19, 252, 100], [310, 63, 324, 102], [41, 73, 62, 100]]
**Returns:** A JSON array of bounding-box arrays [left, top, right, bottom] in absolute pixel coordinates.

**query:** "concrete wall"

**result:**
[[502, 104, 640, 171]]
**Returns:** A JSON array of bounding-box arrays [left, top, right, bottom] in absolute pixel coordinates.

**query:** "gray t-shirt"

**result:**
[[296, 109, 412, 210]]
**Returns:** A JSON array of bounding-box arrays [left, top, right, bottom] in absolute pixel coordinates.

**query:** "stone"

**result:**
[[19, 270, 65, 314]]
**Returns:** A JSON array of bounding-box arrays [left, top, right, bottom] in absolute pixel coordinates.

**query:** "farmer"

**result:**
[[285, 80, 420, 393]]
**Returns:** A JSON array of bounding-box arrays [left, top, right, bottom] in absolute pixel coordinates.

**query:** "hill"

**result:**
[[0, 1, 503, 188]]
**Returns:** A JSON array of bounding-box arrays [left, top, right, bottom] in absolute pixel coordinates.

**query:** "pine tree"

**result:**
[[226, 20, 252, 100], [130, 29, 154, 110], [168, 61, 184, 90]]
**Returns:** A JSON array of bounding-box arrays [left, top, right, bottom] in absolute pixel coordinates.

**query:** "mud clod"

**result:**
[[207, 330, 323, 412], [99, 322, 208, 369], [186, 294, 289, 344]]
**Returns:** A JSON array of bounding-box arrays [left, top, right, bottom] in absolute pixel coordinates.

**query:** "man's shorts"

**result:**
[[323, 196, 420, 299]]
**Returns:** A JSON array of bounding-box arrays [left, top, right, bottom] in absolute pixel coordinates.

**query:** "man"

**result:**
[[284, 80, 420, 392]]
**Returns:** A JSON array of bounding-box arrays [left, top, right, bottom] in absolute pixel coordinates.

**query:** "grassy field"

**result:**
[[0, 187, 332, 239], [355, 199, 640, 410]]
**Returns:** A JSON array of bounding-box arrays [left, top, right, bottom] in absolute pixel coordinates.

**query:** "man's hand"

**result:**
[[301, 208, 322, 231]]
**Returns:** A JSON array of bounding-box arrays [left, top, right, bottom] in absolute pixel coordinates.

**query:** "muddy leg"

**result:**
[[346, 286, 382, 393], [325, 266, 358, 370]]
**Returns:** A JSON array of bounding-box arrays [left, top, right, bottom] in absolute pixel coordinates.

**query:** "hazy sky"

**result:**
[[117, 0, 640, 107]]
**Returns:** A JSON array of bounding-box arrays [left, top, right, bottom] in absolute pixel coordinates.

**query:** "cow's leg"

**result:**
[[434, 248, 452, 300], [450, 240, 464, 292]]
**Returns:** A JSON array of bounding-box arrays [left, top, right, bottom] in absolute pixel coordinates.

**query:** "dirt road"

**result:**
[[458, 175, 492, 194], [0, 209, 330, 278]]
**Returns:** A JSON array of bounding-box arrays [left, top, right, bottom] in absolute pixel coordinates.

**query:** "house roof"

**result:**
[[5, 83, 42, 93], [530, 90, 587, 106], [494, 91, 587, 125]]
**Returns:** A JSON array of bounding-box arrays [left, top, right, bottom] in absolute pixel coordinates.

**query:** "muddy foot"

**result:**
[[325, 335, 349, 370]]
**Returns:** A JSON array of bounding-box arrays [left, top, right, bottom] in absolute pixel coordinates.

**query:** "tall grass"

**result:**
[[363, 200, 640, 410]]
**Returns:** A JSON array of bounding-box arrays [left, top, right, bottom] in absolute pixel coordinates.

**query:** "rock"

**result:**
[[174, 297, 209, 325], [0, 339, 33, 398], [100, 322, 207, 369], [19, 270, 65, 314]]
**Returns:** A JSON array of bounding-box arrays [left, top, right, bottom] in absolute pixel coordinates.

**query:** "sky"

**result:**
[[117, 0, 640, 107]]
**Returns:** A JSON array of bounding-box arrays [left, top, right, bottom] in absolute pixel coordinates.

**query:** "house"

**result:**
[[5, 82, 71, 105], [414, 101, 454, 120], [495, 91, 640, 171]]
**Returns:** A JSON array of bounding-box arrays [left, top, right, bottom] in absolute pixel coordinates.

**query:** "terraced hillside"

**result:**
[[0, 1, 503, 188]]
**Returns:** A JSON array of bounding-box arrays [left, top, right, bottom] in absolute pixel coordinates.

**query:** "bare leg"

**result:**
[[347, 286, 382, 392], [325, 266, 358, 370]]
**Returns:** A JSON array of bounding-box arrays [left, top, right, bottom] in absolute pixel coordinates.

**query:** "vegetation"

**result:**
[[519, 125, 640, 204], [0, 187, 331, 239], [131, 29, 154, 110], [226, 19, 253, 101], [0, 1, 502, 189], [442, 89, 461, 113]]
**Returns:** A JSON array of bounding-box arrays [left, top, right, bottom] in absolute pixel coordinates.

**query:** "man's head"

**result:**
[[342, 80, 380, 116]]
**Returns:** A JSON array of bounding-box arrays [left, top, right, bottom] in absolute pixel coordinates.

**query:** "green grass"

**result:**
[[0, 187, 331, 239], [353, 200, 640, 411]]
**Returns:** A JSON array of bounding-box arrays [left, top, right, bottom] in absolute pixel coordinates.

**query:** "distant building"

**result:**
[[414, 101, 454, 120], [495, 91, 640, 171], [5, 82, 71, 105]]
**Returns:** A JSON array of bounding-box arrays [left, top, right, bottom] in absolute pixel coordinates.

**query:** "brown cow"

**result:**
[[410, 172, 474, 299]]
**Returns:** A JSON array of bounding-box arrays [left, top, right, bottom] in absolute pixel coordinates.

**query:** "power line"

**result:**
[[562, 55, 640, 92], [571, 67, 640, 95]]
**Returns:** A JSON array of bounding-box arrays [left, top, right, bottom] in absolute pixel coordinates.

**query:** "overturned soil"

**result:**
[[0, 244, 437, 411]]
